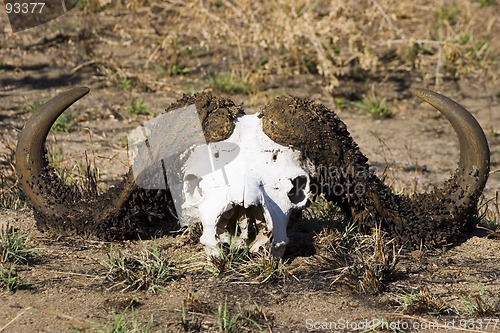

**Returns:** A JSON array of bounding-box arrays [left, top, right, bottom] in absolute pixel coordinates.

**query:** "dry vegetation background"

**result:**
[[0, 0, 499, 332], [2, 0, 499, 95]]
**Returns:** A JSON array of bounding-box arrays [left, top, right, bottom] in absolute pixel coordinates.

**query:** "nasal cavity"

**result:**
[[287, 175, 308, 204]]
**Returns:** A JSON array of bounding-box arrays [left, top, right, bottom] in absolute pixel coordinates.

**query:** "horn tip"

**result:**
[[413, 88, 434, 100], [76, 86, 91, 95]]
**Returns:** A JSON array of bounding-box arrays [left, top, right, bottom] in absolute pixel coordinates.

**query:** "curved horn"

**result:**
[[262, 89, 490, 248], [413, 88, 489, 193], [15, 87, 167, 239], [16, 87, 90, 213]]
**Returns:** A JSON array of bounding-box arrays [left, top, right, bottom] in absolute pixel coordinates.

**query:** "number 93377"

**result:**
[[5, 2, 45, 14]]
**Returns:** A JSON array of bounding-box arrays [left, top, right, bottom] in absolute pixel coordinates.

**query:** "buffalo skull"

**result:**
[[15, 87, 490, 256]]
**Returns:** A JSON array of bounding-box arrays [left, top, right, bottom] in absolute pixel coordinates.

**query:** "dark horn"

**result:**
[[262, 90, 491, 248], [15, 87, 191, 240], [15, 87, 147, 239], [413, 88, 490, 194], [15, 87, 90, 213], [369, 89, 491, 246]]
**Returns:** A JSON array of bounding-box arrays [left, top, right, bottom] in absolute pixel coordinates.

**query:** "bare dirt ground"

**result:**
[[0, 1, 499, 332]]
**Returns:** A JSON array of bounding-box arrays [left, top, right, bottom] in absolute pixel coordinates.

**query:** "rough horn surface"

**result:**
[[262, 91, 489, 248]]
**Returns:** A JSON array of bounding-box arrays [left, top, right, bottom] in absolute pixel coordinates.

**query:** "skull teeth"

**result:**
[[216, 205, 271, 251]]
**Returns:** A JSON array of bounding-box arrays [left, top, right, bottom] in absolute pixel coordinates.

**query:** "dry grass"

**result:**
[[390, 287, 452, 315], [45, 140, 103, 198], [0, 225, 37, 292], [310, 223, 400, 294], [76, 0, 499, 95], [208, 243, 292, 283], [477, 191, 500, 235], [0, 137, 26, 210]]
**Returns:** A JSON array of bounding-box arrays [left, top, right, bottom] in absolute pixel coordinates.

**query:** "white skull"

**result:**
[[181, 113, 313, 257]]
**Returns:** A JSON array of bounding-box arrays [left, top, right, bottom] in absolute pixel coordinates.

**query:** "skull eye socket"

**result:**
[[287, 175, 308, 204], [184, 174, 203, 205]]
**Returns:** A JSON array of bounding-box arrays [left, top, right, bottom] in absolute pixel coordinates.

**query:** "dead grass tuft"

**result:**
[[392, 287, 452, 315], [476, 191, 500, 236], [208, 244, 292, 283], [311, 223, 400, 294], [47, 142, 102, 198]]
